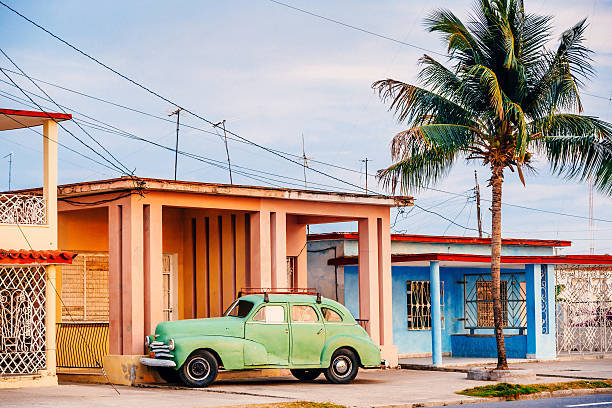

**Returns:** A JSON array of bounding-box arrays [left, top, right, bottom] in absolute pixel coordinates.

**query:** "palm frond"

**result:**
[[465, 65, 505, 120], [372, 79, 474, 127], [424, 9, 483, 65], [532, 114, 612, 195]]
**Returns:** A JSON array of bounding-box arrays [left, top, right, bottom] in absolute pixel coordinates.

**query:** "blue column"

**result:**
[[430, 261, 442, 366], [525, 264, 556, 359]]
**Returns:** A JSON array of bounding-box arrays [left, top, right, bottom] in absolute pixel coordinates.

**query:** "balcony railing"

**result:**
[[0, 194, 47, 225]]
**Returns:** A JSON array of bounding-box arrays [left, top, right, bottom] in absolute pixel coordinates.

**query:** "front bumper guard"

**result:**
[[140, 357, 176, 368]]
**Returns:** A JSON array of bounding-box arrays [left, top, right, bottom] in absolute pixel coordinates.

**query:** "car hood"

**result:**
[[154, 317, 244, 341]]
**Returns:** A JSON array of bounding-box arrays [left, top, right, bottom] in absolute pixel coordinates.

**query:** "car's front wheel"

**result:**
[[290, 369, 322, 381], [324, 348, 359, 384], [179, 350, 218, 388]]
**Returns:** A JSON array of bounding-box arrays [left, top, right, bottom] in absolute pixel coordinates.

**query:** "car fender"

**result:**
[[320, 334, 382, 367], [173, 335, 249, 370]]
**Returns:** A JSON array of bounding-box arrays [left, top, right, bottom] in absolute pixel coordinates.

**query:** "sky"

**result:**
[[0, 0, 611, 254]]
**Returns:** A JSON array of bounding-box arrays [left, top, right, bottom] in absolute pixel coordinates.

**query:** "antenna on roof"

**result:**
[[168, 108, 183, 181], [2, 152, 12, 190]]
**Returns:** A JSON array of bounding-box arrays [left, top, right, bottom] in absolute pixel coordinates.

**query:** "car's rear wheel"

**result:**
[[290, 369, 322, 381], [324, 348, 359, 384], [157, 367, 180, 383], [179, 350, 218, 388]]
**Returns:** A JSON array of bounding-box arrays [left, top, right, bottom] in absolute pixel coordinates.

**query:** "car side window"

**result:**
[[251, 305, 285, 323], [321, 307, 343, 322], [291, 305, 319, 322]]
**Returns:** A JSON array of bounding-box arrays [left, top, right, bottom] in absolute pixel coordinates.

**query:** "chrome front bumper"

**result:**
[[140, 357, 176, 368]]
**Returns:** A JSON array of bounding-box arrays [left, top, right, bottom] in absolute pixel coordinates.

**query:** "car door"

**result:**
[[244, 303, 289, 365], [290, 304, 325, 365]]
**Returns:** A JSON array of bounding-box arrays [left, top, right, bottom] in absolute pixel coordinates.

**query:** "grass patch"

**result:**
[[458, 380, 612, 399]]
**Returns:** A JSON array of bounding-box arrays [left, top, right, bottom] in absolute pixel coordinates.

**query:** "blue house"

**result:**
[[307, 233, 603, 364]]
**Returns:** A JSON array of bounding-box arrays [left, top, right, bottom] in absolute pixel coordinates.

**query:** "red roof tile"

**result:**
[[0, 249, 77, 265]]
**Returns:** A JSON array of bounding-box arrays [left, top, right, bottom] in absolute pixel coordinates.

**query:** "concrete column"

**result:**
[[45, 265, 57, 375], [108, 204, 122, 355], [525, 264, 556, 359], [121, 197, 145, 355], [358, 217, 380, 344], [429, 260, 442, 366], [377, 216, 398, 367], [271, 212, 287, 289], [250, 210, 271, 289], [42, 119, 58, 248], [143, 203, 163, 335], [525, 263, 542, 358]]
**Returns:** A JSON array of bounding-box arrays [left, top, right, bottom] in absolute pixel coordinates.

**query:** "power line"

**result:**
[[0, 48, 133, 176], [266, 0, 447, 57]]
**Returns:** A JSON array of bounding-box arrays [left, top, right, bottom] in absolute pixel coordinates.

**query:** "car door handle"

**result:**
[[316, 328, 323, 335]]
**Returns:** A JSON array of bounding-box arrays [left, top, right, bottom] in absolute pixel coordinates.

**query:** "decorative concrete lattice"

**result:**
[[0, 194, 46, 225], [0, 266, 47, 375], [556, 265, 612, 354]]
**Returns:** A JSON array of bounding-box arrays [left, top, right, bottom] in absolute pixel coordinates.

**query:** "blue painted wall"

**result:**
[[344, 265, 527, 356], [451, 335, 527, 358]]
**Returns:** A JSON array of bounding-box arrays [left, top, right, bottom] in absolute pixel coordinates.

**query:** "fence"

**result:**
[[556, 265, 612, 354], [56, 322, 109, 369]]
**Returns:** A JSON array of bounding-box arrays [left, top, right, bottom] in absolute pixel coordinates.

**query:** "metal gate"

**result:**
[[0, 266, 47, 375], [556, 265, 612, 354]]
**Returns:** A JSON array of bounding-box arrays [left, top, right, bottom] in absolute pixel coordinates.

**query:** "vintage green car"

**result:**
[[140, 292, 382, 387]]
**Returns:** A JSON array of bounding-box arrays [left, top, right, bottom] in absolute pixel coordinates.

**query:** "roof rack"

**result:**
[[238, 288, 321, 303]]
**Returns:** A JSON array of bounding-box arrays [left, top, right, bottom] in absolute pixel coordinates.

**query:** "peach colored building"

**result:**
[[0, 109, 77, 388], [42, 177, 409, 381]]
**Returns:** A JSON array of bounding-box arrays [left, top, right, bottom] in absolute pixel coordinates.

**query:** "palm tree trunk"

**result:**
[[490, 167, 508, 370]]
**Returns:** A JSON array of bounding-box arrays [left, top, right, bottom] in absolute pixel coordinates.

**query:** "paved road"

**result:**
[[446, 393, 612, 407]]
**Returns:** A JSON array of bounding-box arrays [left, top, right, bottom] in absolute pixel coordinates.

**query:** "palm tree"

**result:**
[[373, 0, 612, 370]]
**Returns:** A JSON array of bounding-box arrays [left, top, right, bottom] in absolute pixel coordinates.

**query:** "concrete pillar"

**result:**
[[358, 217, 380, 344], [377, 216, 398, 366], [121, 197, 144, 355], [271, 212, 287, 289], [108, 205, 123, 355], [430, 260, 442, 366], [525, 264, 556, 359], [250, 210, 272, 289], [144, 203, 163, 335], [45, 265, 57, 375], [42, 119, 58, 248]]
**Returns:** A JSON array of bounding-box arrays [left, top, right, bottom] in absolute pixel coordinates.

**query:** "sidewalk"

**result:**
[[3, 359, 612, 408]]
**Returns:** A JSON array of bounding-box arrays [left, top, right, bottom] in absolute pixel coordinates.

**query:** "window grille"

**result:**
[[464, 272, 526, 329], [0, 266, 47, 375], [0, 194, 46, 225], [406, 280, 444, 330], [61, 254, 109, 322]]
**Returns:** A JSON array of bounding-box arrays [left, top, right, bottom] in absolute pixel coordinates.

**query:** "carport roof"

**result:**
[[328, 253, 612, 266], [0, 108, 71, 131]]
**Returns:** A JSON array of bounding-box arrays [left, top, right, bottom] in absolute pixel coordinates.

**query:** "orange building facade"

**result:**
[[48, 177, 407, 380]]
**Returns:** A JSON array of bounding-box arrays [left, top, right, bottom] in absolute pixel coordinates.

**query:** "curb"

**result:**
[[375, 387, 612, 408]]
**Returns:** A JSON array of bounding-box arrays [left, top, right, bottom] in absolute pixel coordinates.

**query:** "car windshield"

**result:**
[[223, 300, 254, 318]]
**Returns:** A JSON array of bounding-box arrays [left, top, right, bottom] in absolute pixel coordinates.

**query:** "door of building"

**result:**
[[162, 254, 178, 321]]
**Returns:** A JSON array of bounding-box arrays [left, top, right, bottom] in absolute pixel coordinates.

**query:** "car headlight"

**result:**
[[168, 338, 175, 351], [145, 335, 150, 348]]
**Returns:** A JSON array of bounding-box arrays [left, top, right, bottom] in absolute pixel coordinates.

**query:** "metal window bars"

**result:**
[[464, 272, 527, 330], [0, 194, 46, 225], [0, 266, 47, 375], [406, 280, 445, 330]]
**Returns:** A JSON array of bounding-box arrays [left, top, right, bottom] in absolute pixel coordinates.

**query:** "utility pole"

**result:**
[[589, 177, 594, 254], [474, 170, 483, 238], [169, 108, 182, 181], [213, 120, 233, 184], [361, 157, 371, 194], [3, 152, 12, 190], [301, 134, 309, 189]]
